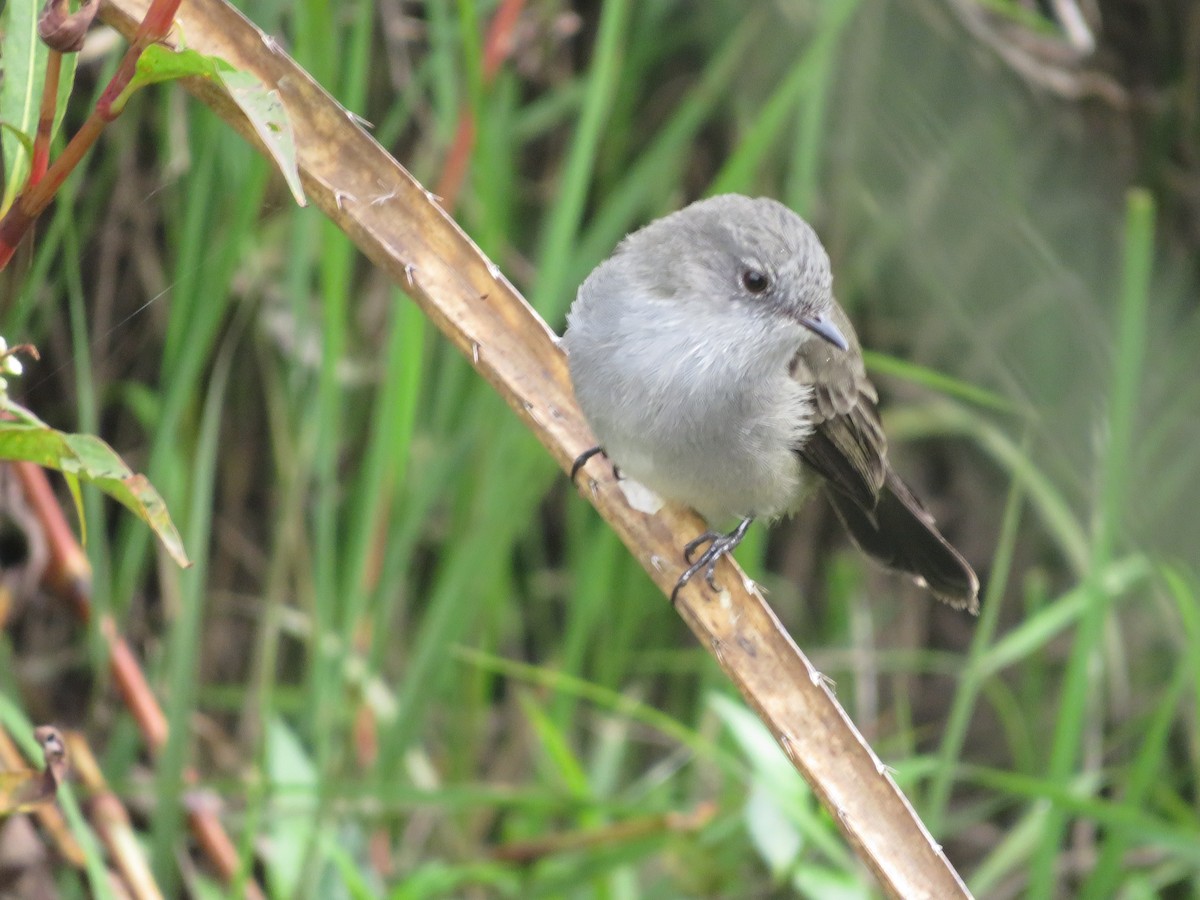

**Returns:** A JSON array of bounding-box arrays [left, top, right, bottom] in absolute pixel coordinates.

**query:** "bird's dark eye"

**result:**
[[741, 269, 769, 294]]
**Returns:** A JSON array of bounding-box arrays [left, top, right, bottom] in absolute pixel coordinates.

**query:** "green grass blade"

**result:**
[[1028, 188, 1156, 894]]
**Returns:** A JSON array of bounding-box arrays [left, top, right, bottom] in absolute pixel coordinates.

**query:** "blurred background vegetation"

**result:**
[[3, 0, 1200, 896]]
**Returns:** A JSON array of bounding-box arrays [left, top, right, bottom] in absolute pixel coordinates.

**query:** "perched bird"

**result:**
[[563, 194, 979, 612]]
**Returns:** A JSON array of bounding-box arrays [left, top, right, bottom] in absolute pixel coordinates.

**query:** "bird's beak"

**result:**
[[798, 314, 849, 351]]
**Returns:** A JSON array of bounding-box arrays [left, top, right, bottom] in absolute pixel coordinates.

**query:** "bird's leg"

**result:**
[[671, 517, 754, 604], [570, 445, 606, 484]]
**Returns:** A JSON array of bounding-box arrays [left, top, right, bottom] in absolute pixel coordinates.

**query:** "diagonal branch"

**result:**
[[97, 0, 972, 896]]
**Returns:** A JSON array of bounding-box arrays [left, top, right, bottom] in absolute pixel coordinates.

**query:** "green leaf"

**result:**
[[1, 0, 47, 214], [863, 350, 1018, 414], [0, 0, 78, 215], [0, 123, 36, 164], [0, 421, 190, 568], [123, 46, 305, 205], [128, 43, 232, 90], [216, 68, 305, 206], [63, 471, 86, 547], [263, 716, 328, 898]]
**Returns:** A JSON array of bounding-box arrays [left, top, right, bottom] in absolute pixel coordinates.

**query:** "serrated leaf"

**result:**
[[0, 421, 190, 568]]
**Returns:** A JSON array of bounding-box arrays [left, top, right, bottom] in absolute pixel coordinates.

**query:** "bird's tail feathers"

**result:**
[[825, 471, 980, 613]]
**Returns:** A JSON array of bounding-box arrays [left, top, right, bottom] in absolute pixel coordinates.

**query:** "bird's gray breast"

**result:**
[[566, 287, 815, 524]]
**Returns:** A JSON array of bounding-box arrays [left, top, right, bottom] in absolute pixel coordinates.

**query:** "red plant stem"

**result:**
[[481, 0, 525, 80], [14, 462, 165, 745], [13, 462, 263, 899], [95, 0, 180, 120], [0, 205, 35, 270], [434, 0, 526, 210], [0, 0, 185, 269], [32, 52, 63, 184]]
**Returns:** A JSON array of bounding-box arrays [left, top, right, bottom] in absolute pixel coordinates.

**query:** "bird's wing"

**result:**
[[789, 304, 980, 611], [789, 304, 886, 509]]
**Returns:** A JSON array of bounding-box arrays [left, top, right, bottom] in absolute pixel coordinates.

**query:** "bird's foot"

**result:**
[[570, 445, 606, 485], [671, 517, 754, 604]]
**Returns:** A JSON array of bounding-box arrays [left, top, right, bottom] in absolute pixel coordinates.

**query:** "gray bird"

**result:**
[[563, 194, 979, 612]]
